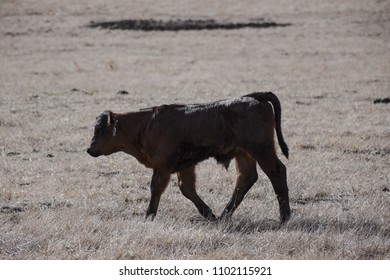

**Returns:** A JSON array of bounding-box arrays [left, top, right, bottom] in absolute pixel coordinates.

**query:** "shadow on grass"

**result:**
[[200, 217, 390, 239], [286, 218, 389, 238]]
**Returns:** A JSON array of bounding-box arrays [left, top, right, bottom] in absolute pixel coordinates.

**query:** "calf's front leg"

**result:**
[[177, 165, 217, 221], [146, 169, 171, 220]]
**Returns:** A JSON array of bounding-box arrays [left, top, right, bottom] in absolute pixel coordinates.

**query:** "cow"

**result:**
[[87, 92, 291, 223]]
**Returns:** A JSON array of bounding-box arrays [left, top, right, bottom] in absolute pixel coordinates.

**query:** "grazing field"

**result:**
[[0, 0, 389, 259]]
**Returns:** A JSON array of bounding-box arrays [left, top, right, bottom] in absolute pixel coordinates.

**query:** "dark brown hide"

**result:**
[[87, 92, 291, 223]]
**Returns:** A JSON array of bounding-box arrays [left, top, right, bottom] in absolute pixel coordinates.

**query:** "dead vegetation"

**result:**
[[1, 0, 389, 259]]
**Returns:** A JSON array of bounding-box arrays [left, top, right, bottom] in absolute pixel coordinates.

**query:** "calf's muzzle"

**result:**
[[87, 147, 100, 157]]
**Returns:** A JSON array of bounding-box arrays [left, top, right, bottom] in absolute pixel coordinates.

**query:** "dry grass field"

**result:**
[[1, 0, 389, 259]]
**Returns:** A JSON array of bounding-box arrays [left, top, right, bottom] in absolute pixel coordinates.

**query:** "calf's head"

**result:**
[[87, 111, 119, 157]]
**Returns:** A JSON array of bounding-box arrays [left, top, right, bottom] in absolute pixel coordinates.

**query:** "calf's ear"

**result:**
[[107, 111, 117, 136], [103, 110, 115, 126], [105, 111, 112, 126]]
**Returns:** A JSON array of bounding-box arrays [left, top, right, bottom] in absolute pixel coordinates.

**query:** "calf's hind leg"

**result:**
[[177, 165, 217, 221], [253, 150, 291, 223], [220, 151, 258, 220]]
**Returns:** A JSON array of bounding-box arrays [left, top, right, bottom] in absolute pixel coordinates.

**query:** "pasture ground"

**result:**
[[0, 0, 389, 259]]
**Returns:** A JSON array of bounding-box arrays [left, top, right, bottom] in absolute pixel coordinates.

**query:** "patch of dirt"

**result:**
[[0, 201, 72, 213], [37, 201, 72, 210], [300, 144, 316, 150], [373, 98, 390, 104], [343, 148, 390, 157], [88, 19, 291, 31], [292, 193, 345, 205], [0, 205, 26, 214], [98, 171, 121, 177]]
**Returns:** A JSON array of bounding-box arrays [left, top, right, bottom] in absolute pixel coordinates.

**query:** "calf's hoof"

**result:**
[[280, 211, 291, 224]]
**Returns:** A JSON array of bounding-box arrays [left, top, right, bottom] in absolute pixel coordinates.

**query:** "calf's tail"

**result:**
[[245, 92, 289, 159]]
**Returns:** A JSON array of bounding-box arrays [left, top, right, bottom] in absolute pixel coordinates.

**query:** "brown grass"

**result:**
[[1, 0, 389, 259]]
